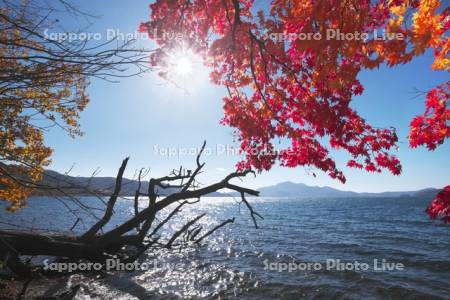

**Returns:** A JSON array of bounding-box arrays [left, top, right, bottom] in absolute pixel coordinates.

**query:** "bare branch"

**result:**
[[0, 144, 263, 279], [195, 218, 235, 244], [166, 213, 206, 248], [81, 157, 129, 239], [239, 192, 263, 228]]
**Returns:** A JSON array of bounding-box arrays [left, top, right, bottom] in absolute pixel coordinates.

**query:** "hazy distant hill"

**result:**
[[32, 170, 439, 199], [33, 169, 175, 196], [257, 181, 439, 199]]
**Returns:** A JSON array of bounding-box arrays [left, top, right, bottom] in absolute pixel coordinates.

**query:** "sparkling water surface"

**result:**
[[1, 196, 449, 299]]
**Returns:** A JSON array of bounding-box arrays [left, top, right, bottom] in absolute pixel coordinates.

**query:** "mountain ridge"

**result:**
[[32, 169, 440, 199], [257, 181, 439, 199]]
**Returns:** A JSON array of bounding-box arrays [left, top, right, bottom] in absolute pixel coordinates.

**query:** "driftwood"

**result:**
[[0, 142, 261, 278]]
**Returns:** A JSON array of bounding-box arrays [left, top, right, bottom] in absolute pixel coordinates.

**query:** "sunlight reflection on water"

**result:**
[[1, 196, 449, 299]]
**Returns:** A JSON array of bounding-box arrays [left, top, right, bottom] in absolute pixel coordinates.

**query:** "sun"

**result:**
[[167, 50, 195, 77], [174, 57, 193, 76], [158, 47, 209, 92]]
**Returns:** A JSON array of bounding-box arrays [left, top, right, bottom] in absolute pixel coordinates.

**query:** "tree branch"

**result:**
[[81, 157, 129, 239]]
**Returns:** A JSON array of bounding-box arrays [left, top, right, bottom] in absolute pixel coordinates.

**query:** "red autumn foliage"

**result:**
[[426, 186, 450, 223], [141, 0, 449, 222], [409, 82, 449, 150]]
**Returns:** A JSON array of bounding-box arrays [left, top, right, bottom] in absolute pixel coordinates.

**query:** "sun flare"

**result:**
[[168, 50, 195, 77], [174, 57, 193, 76]]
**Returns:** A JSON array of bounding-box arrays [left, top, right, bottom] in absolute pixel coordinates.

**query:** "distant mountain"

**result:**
[[257, 181, 356, 198], [31, 169, 440, 199], [257, 181, 439, 199], [33, 170, 179, 197]]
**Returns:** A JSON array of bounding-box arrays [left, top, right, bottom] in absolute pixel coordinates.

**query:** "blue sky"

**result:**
[[44, 0, 449, 192]]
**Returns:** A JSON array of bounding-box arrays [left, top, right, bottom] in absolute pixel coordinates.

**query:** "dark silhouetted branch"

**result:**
[[81, 157, 129, 239], [166, 213, 206, 248], [195, 218, 235, 244]]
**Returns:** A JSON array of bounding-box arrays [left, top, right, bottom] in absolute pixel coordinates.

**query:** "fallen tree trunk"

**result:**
[[0, 142, 262, 279], [0, 230, 100, 259]]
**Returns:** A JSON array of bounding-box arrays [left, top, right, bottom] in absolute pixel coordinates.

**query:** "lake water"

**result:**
[[1, 196, 449, 299]]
